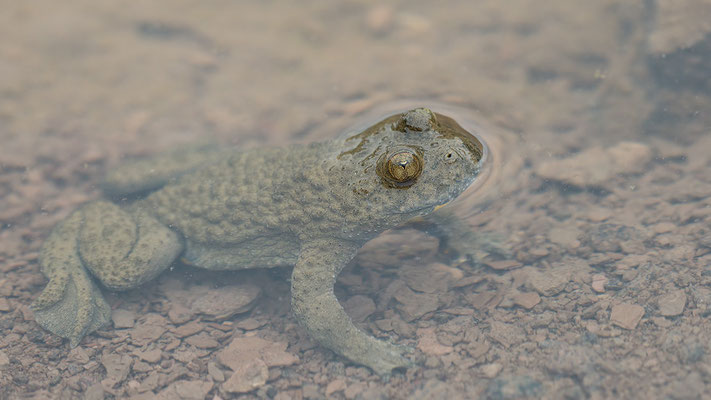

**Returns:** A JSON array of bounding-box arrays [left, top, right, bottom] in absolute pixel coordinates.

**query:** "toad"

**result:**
[[31, 108, 485, 375]]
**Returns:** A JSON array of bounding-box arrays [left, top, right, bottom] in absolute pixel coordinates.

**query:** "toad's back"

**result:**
[[141, 142, 339, 270]]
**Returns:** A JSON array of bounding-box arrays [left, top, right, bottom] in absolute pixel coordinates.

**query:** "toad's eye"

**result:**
[[377, 149, 423, 188]]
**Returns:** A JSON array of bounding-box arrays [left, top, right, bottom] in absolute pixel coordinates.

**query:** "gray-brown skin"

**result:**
[[31, 108, 485, 375]]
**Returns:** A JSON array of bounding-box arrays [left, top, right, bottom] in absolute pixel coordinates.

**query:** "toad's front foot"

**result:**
[[362, 340, 415, 376], [292, 240, 416, 376], [31, 211, 111, 347]]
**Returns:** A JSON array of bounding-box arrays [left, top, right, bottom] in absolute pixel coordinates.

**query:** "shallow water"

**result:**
[[1, 1, 710, 398]]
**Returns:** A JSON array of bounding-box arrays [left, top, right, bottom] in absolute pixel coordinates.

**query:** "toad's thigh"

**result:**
[[78, 201, 183, 290]]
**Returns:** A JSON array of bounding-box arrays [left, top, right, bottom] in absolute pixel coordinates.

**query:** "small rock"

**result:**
[[610, 303, 645, 330], [591, 274, 608, 293], [84, 383, 104, 400], [326, 379, 347, 396], [168, 303, 194, 325], [0, 298, 10, 312], [207, 361, 225, 382], [130, 314, 168, 345], [485, 260, 522, 271], [303, 384, 321, 399], [480, 363, 503, 378], [652, 222, 677, 234], [217, 336, 298, 371], [536, 142, 652, 187], [549, 227, 581, 248], [343, 295, 376, 323], [488, 321, 525, 348], [393, 285, 439, 321], [658, 289, 686, 317], [0, 350, 9, 366], [157, 380, 213, 400], [355, 230, 438, 269], [607, 142, 653, 175], [417, 328, 453, 355], [235, 318, 266, 330], [68, 347, 90, 364], [221, 358, 268, 394], [190, 284, 260, 321], [173, 349, 198, 364], [101, 353, 132, 385], [512, 292, 540, 309], [136, 349, 162, 363], [174, 321, 203, 338], [111, 309, 136, 329], [584, 320, 622, 337], [400, 263, 454, 293], [467, 291, 501, 309], [366, 5, 394, 35], [344, 382, 366, 400], [185, 332, 220, 349], [526, 268, 570, 297]]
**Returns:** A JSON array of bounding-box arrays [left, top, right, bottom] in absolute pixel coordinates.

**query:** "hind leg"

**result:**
[[32, 201, 183, 346]]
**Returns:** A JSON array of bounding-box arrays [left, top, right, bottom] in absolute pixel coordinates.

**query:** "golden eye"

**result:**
[[377, 149, 423, 188]]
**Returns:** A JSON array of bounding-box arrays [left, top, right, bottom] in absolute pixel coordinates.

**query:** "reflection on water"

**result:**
[[0, 0, 710, 398]]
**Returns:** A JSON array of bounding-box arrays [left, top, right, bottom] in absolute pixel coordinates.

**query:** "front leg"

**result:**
[[291, 239, 413, 376]]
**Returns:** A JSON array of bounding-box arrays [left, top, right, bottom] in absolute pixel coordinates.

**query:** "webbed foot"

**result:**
[[31, 210, 110, 347], [32, 268, 111, 347]]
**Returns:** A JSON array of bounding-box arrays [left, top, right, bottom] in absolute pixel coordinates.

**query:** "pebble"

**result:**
[[400, 263, 454, 293], [84, 383, 105, 400], [393, 285, 439, 321], [343, 295, 376, 323], [156, 380, 213, 400], [480, 363, 503, 379], [417, 327, 453, 356], [536, 142, 652, 187], [591, 274, 608, 293], [111, 309, 136, 329], [0, 298, 10, 313], [190, 284, 260, 321], [207, 361, 225, 382], [548, 227, 581, 248], [174, 321, 203, 338], [488, 321, 525, 348], [355, 230, 438, 269], [525, 267, 570, 297], [217, 336, 299, 372], [512, 292, 540, 309], [610, 303, 645, 330], [168, 303, 194, 325], [344, 382, 367, 400], [136, 349, 162, 363], [100, 353, 132, 385], [326, 379, 347, 396], [366, 5, 394, 35], [0, 350, 9, 366], [131, 322, 167, 346], [221, 358, 268, 394], [485, 260, 523, 271], [652, 222, 677, 234], [657, 289, 686, 317], [235, 318, 266, 330], [185, 332, 220, 349]]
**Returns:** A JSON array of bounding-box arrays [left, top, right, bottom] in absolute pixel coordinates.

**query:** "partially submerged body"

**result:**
[[32, 108, 486, 375]]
